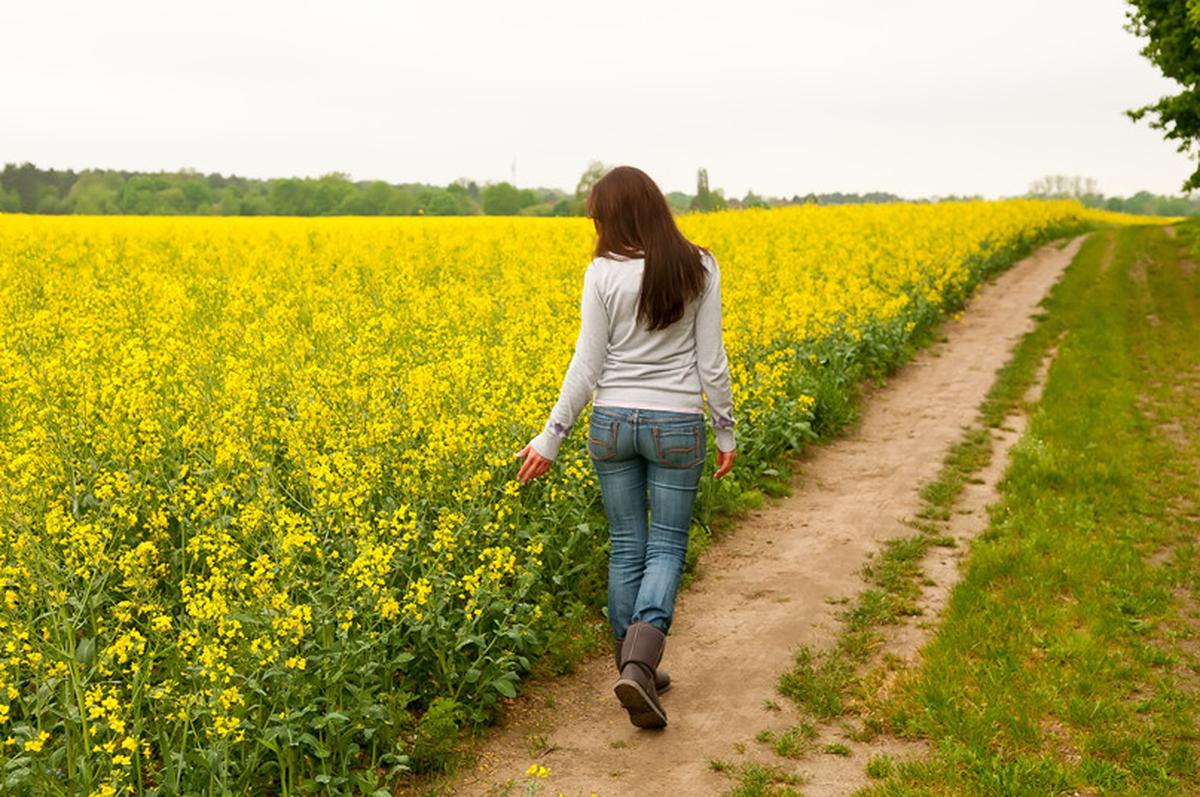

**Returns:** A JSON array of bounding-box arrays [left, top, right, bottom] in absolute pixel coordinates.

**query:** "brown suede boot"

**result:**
[[613, 621, 668, 728], [615, 636, 671, 694]]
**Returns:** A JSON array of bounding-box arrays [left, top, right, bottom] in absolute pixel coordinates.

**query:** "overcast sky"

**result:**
[[2, 0, 1193, 199]]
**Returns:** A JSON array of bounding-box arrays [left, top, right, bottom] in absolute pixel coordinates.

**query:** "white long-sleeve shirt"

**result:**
[[529, 249, 737, 461]]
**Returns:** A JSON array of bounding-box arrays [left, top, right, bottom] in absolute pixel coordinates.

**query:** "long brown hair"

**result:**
[[586, 165, 709, 331]]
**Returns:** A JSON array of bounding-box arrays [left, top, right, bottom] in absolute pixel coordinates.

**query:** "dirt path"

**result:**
[[442, 235, 1088, 797]]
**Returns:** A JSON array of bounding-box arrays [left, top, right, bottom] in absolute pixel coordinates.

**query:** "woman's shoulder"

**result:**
[[588, 253, 644, 277], [583, 256, 625, 291]]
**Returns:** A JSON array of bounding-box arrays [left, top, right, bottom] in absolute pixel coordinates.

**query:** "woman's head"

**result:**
[[586, 165, 709, 331]]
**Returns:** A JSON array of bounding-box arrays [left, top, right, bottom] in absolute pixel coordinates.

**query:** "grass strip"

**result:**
[[857, 224, 1200, 795]]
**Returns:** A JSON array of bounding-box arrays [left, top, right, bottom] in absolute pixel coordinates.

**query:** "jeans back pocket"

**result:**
[[651, 421, 704, 469], [588, 416, 620, 461]]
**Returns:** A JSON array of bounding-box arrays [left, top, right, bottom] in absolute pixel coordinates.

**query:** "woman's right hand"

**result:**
[[714, 449, 735, 480], [514, 442, 552, 485]]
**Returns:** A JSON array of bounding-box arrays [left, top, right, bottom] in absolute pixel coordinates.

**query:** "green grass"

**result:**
[[756, 722, 819, 759], [865, 753, 894, 779], [714, 761, 808, 797], [857, 224, 1200, 796]]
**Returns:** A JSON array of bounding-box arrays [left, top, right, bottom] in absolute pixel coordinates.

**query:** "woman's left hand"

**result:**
[[514, 443, 552, 484]]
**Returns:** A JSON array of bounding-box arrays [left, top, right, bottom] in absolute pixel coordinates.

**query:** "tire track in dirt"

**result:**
[[441, 234, 1089, 797]]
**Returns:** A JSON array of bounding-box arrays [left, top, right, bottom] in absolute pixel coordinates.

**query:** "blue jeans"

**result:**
[[588, 405, 706, 639]]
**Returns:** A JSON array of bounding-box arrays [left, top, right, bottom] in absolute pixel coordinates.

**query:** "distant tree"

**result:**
[[314, 174, 354, 214], [384, 187, 419, 215], [1126, 2, 1200, 190], [340, 180, 392, 215], [664, 191, 692, 213], [218, 190, 242, 215], [36, 185, 66, 214], [268, 179, 318, 215], [518, 201, 558, 217], [430, 189, 471, 215], [1027, 174, 1099, 198], [1026, 174, 1103, 208], [2, 162, 50, 212], [239, 192, 271, 216], [451, 177, 481, 201], [575, 160, 607, 201], [690, 167, 713, 212], [118, 174, 170, 214], [742, 189, 769, 209], [66, 171, 122, 214], [157, 186, 189, 214], [180, 179, 213, 213], [481, 181, 524, 215]]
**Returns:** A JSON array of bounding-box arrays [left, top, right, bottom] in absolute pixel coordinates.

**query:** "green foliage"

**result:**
[[716, 761, 807, 797], [408, 697, 462, 773], [1099, 189, 1199, 216], [1027, 173, 1200, 216], [756, 723, 818, 759], [575, 159, 606, 200], [550, 197, 581, 216], [535, 601, 608, 676], [481, 182, 538, 215], [865, 753, 894, 779], [65, 170, 122, 214], [690, 167, 729, 212], [665, 190, 693, 213], [0, 162, 579, 217], [9, 161, 1146, 220], [1126, 2, 1200, 191], [742, 190, 770, 209]]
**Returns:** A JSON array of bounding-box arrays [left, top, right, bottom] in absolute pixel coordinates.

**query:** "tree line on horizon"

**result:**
[[0, 161, 1191, 217], [1026, 173, 1200, 217], [0, 160, 907, 217]]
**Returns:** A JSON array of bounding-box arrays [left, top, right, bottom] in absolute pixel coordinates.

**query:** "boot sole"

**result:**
[[614, 678, 667, 728]]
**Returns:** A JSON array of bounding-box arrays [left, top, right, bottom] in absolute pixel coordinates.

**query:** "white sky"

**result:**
[[2, 0, 1193, 199]]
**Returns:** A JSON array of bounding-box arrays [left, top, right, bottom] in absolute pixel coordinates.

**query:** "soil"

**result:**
[[438, 235, 1088, 797]]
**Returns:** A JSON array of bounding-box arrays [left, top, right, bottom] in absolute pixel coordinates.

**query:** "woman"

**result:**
[[513, 165, 737, 730]]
